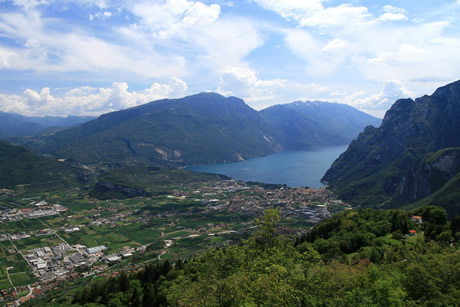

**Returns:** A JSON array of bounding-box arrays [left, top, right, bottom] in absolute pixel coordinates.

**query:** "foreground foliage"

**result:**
[[26, 207, 460, 306]]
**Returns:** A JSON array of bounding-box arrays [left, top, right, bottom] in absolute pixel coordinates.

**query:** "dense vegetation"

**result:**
[[323, 80, 460, 217], [0, 141, 88, 190], [26, 206, 460, 306]]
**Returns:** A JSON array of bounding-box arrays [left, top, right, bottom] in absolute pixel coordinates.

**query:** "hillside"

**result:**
[[322, 80, 460, 217], [0, 141, 86, 190], [32, 93, 379, 166], [24, 207, 460, 306], [260, 100, 381, 149]]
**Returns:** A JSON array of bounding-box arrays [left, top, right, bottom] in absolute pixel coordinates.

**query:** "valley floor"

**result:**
[[0, 178, 349, 305]]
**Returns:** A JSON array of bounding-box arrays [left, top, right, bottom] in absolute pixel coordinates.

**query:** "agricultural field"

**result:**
[[0, 175, 347, 298], [0, 241, 37, 289]]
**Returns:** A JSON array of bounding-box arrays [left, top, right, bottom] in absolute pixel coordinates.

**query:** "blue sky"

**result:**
[[0, 0, 459, 117]]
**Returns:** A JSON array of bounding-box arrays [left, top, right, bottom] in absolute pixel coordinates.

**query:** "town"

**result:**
[[0, 179, 350, 305]]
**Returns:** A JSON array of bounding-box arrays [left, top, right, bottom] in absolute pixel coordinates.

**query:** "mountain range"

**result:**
[[323, 79, 460, 217], [0, 112, 95, 138], [24, 93, 380, 166]]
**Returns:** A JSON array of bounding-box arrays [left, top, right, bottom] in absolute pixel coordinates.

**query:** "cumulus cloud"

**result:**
[[257, 1, 460, 89], [0, 78, 188, 116], [125, 0, 263, 70], [216, 66, 330, 109], [130, 0, 221, 39], [345, 80, 413, 117], [378, 6, 407, 22], [216, 66, 286, 103], [0, 0, 264, 79]]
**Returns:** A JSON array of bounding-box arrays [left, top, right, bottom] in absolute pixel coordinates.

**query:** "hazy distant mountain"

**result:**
[[0, 112, 95, 138], [0, 112, 44, 138], [322, 80, 460, 217], [27, 115, 96, 128], [32, 93, 380, 167], [260, 101, 381, 149]]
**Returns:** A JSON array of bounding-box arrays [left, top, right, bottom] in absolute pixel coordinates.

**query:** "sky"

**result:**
[[0, 0, 459, 118]]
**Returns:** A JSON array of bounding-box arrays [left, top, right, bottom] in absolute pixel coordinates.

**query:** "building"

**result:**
[[411, 216, 423, 225], [86, 245, 107, 254]]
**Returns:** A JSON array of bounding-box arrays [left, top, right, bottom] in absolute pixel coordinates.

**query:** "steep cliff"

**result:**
[[322, 80, 460, 216]]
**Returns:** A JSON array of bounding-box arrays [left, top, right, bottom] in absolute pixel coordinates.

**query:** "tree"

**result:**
[[254, 208, 280, 247], [142, 283, 155, 307]]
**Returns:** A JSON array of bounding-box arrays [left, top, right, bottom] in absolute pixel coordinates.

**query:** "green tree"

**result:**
[[254, 208, 281, 247], [142, 283, 154, 307]]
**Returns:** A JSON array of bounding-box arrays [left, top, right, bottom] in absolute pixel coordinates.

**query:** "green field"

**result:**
[[10, 272, 34, 287], [117, 224, 163, 245], [0, 278, 12, 289]]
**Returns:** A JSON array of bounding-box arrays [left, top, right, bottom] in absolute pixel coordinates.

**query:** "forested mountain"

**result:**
[[25, 207, 460, 306], [322, 80, 460, 217], [0, 141, 86, 189], [36, 93, 283, 166], [0, 112, 94, 138], [30, 93, 379, 166], [260, 100, 381, 149]]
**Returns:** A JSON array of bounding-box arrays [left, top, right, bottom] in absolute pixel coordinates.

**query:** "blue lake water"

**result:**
[[186, 145, 348, 188]]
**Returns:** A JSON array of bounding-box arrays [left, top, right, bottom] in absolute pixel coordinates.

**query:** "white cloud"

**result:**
[[89, 11, 112, 21], [217, 66, 286, 102], [285, 29, 348, 76], [130, 0, 221, 39], [378, 5, 408, 22], [126, 1, 263, 70], [0, 1, 265, 80], [254, 0, 370, 27], [261, 1, 460, 89], [216, 66, 330, 109], [383, 5, 406, 14], [0, 78, 188, 116], [345, 80, 413, 117], [322, 38, 347, 51], [0, 8, 186, 78], [9, 0, 48, 9], [378, 13, 407, 22]]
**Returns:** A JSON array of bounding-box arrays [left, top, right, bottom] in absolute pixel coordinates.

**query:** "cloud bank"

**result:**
[[0, 78, 187, 116]]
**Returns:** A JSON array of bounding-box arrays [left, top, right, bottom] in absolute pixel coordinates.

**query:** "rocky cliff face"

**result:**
[[322, 80, 460, 216], [397, 148, 460, 202]]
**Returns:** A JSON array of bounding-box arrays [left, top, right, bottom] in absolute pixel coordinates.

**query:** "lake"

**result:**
[[186, 145, 348, 188]]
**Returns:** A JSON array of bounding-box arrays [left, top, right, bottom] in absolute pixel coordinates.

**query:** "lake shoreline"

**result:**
[[185, 145, 348, 188]]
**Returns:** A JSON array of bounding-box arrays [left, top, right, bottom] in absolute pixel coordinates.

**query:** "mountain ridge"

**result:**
[[26, 92, 379, 167], [0, 112, 95, 138], [322, 79, 460, 217]]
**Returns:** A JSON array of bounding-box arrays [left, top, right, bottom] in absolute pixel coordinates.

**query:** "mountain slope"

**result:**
[[0, 112, 44, 138], [0, 141, 87, 190], [322, 80, 460, 216], [260, 101, 381, 149], [31, 93, 379, 167], [39, 93, 284, 166]]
